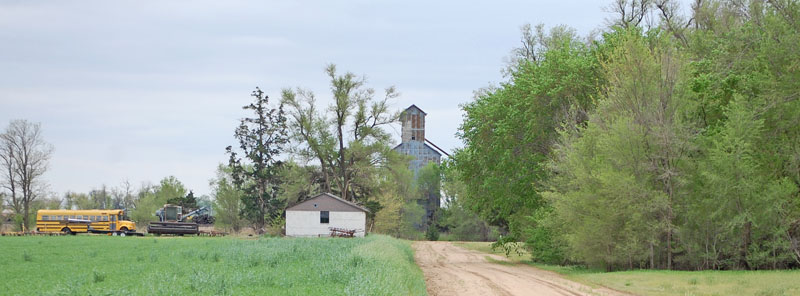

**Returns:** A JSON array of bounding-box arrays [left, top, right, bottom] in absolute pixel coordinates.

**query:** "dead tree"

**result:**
[[0, 120, 53, 230], [608, 0, 653, 28]]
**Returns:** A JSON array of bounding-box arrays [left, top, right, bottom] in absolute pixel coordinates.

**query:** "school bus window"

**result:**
[[42, 215, 48, 220]]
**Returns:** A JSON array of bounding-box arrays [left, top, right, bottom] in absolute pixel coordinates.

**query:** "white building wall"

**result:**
[[286, 210, 366, 237]]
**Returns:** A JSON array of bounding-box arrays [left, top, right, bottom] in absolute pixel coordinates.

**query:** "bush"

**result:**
[[425, 225, 439, 241]]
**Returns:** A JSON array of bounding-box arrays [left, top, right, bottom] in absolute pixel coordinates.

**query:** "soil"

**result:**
[[413, 241, 632, 296]]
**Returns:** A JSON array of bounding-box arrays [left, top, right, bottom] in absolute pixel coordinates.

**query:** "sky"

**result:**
[[1, 0, 618, 197]]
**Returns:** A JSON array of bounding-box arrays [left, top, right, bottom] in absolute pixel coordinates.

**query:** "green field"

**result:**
[[455, 242, 800, 296], [0, 235, 427, 296]]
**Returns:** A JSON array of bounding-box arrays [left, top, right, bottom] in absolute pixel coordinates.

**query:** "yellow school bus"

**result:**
[[36, 209, 136, 234]]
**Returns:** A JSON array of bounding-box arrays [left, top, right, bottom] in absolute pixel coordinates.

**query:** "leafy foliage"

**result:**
[[453, 24, 604, 237], [282, 65, 429, 238], [129, 176, 187, 224], [226, 87, 289, 232], [452, 0, 800, 270]]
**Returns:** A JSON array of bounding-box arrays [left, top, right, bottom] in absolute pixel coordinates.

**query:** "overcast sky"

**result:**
[[1, 0, 619, 197]]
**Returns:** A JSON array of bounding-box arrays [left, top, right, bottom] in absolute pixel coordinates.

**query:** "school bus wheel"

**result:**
[[120, 227, 128, 232], [61, 227, 72, 235]]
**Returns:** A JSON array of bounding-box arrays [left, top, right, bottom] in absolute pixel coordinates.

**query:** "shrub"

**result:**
[[425, 225, 439, 241]]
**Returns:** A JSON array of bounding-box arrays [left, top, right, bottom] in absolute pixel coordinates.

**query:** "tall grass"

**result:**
[[0, 235, 427, 295]]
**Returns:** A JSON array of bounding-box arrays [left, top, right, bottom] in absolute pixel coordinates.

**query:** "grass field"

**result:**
[[455, 242, 800, 296], [0, 234, 427, 296]]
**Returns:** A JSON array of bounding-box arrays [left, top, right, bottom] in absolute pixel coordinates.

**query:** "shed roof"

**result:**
[[404, 104, 427, 115], [286, 193, 370, 213]]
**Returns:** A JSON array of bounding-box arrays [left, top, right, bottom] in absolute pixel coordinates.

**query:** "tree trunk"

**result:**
[[741, 220, 752, 269], [319, 159, 331, 193], [22, 201, 29, 232], [337, 120, 348, 201], [650, 241, 655, 269], [667, 227, 673, 270]]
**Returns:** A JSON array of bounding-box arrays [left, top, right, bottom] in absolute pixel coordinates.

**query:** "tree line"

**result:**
[[451, 0, 800, 270], [0, 64, 462, 239], [213, 65, 444, 237]]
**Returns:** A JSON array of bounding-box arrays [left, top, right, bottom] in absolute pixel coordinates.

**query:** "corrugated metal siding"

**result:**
[[394, 105, 442, 226]]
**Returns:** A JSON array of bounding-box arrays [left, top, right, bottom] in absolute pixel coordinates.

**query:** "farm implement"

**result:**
[[147, 204, 216, 235]]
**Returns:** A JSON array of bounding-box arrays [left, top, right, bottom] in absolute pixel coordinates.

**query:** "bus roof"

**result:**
[[37, 209, 124, 215]]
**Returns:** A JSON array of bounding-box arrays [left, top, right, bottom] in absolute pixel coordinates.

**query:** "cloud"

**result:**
[[0, 0, 615, 197]]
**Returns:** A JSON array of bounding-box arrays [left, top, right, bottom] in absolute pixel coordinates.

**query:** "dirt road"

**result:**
[[413, 241, 631, 296]]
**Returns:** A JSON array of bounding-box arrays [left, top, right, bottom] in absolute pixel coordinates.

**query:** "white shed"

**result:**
[[285, 193, 369, 237]]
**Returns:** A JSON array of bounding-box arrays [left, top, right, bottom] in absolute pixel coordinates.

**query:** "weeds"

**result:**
[[246, 256, 261, 267], [757, 287, 787, 296], [350, 255, 365, 267], [92, 270, 106, 283], [23, 251, 32, 262], [1, 235, 427, 295]]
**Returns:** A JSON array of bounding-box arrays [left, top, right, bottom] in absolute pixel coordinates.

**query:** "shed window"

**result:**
[[320, 211, 329, 224]]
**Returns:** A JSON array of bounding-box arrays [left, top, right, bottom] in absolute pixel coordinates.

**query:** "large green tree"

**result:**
[[453, 24, 604, 237], [281, 64, 398, 203], [226, 87, 289, 232]]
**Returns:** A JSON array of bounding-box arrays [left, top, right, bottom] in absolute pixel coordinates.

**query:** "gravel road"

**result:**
[[413, 241, 632, 296]]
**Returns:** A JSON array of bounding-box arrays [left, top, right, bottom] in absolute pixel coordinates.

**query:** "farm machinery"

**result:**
[[147, 204, 214, 235]]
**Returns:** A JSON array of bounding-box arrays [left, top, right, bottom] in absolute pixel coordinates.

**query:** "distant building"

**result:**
[[393, 105, 445, 224], [285, 193, 368, 237]]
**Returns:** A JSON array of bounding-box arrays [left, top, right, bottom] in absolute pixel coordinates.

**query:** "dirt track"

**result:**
[[413, 241, 631, 296]]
